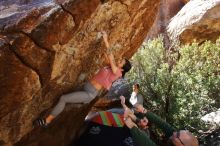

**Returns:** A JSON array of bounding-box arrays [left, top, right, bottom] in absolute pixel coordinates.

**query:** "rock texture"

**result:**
[[146, 0, 186, 41], [106, 77, 131, 100], [167, 0, 220, 44], [146, 0, 186, 49], [0, 0, 160, 145]]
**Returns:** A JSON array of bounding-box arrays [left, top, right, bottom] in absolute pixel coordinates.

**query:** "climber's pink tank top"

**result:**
[[92, 66, 122, 90]]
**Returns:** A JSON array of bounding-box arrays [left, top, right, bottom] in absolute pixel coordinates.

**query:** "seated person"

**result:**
[[129, 83, 143, 108], [119, 96, 149, 133], [86, 110, 148, 130], [75, 109, 149, 146], [74, 96, 149, 146], [123, 104, 199, 146], [104, 83, 144, 115]]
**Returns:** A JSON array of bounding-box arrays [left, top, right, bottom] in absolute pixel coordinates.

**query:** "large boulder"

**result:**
[[146, 0, 186, 40], [167, 0, 220, 44], [0, 0, 160, 145], [146, 0, 186, 49]]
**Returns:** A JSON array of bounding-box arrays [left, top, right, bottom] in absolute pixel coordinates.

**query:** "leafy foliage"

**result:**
[[128, 37, 220, 134]]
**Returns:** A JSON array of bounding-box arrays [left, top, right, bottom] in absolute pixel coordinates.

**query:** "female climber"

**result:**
[[34, 31, 132, 127]]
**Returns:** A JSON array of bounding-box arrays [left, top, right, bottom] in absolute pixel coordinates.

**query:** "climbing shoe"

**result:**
[[33, 118, 48, 128]]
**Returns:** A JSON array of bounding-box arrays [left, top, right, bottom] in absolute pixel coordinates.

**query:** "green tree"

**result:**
[[128, 37, 220, 134]]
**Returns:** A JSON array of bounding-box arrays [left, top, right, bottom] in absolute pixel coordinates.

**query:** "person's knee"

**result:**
[[60, 95, 67, 103]]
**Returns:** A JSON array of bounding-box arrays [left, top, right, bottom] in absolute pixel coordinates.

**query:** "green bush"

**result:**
[[128, 37, 220, 134]]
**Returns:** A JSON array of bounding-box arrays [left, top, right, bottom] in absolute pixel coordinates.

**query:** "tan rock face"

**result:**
[[182, 0, 189, 3], [167, 0, 220, 44], [0, 0, 160, 145]]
